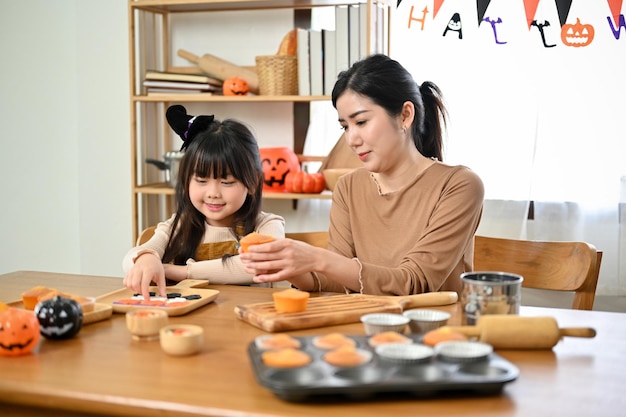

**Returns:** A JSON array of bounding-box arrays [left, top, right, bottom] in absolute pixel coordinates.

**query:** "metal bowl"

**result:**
[[403, 309, 451, 334], [360, 313, 409, 336]]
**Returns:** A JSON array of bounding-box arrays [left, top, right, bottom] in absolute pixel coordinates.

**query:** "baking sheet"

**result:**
[[248, 334, 519, 402]]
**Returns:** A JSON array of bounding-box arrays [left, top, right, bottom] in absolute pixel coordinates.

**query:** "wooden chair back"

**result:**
[[137, 226, 156, 245], [473, 235, 602, 310], [285, 231, 329, 248]]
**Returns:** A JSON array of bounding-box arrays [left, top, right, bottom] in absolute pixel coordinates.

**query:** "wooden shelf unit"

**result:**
[[128, 0, 390, 242]]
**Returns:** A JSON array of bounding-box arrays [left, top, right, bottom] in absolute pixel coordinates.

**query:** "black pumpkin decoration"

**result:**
[[35, 296, 83, 340]]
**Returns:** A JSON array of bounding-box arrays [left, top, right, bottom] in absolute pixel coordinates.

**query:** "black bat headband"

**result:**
[[166, 105, 215, 151]]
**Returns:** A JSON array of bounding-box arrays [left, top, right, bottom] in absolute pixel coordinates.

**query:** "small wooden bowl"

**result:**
[[322, 168, 354, 191], [160, 324, 204, 356], [125, 309, 168, 341]]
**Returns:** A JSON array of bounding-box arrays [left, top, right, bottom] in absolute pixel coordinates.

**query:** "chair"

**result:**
[[473, 235, 602, 310], [285, 231, 329, 248], [136, 226, 156, 245]]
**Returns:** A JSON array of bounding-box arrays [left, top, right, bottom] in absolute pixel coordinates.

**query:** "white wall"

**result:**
[[0, 0, 130, 278]]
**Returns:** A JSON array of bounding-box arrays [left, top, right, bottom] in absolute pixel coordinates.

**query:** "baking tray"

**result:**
[[247, 334, 519, 402]]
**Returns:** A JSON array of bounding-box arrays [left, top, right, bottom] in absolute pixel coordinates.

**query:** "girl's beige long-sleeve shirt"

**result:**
[[315, 163, 484, 296], [122, 211, 285, 285]]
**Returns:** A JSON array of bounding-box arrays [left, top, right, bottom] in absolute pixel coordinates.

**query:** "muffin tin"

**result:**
[[248, 334, 519, 402]]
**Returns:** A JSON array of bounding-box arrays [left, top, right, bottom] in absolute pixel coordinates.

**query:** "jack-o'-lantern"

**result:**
[[0, 302, 41, 356], [35, 296, 83, 340], [222, 77, 249, 96], [561, 18, 594, 47], [259, 147, 301, 192]]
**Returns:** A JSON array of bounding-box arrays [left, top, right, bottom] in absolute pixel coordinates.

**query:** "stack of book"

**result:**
[[297, 2, 387, 97], [143, 70, 223, 95]]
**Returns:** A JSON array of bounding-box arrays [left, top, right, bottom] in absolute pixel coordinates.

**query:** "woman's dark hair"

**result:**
[[331, 54, 447, 161], [162, 112, 263, 265]]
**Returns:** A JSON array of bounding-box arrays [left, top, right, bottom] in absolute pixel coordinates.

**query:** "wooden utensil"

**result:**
[[443, 315, 596, 349], [177, 49, 259, 94], [96, 279, 219, 317], [235, 291, 458, 332]]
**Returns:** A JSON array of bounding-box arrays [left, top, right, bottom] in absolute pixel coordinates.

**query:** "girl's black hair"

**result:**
[[162, 106, 263, 265], [331, 54, 447, 161]]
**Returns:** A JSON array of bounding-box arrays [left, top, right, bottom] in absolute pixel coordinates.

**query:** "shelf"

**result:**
[[133, 94, 330, 103], [129, 0, 389, 240], [129, 0, 391, 13], [134, 183, 332, 199], [264, 191, 332, 200]]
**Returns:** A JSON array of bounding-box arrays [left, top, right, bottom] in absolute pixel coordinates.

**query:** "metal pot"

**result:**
[[145, 151, 184, 187]]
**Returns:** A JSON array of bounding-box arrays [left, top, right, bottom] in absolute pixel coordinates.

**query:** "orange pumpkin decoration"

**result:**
[[222, 76, 249, 96], [259, 147, 301, 192], [561, 18, 594, 47], [285, 170, 325, 194], [0, 303, 41, 356]]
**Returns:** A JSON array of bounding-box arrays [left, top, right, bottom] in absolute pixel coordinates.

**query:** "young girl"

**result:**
[[240, 54, 484, 296], [123, 105, 285, 300]]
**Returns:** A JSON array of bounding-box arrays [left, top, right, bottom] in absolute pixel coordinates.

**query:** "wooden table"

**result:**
[[1, 270, 624, 417]]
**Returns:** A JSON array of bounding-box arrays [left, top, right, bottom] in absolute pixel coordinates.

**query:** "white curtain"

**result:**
[[304, 2, 626, 294]]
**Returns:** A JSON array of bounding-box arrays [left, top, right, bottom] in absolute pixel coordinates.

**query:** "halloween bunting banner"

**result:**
[[399, 0, 625, 47]]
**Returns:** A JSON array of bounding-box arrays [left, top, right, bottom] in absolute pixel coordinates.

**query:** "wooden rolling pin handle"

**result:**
[[559, 327, 597, 338], [397, 291, 459, 310], [440, 325, 481, 338], [177, 49, 200, 63]]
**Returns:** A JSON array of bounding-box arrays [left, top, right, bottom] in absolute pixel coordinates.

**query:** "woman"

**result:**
[[240, 54, 483, 296]]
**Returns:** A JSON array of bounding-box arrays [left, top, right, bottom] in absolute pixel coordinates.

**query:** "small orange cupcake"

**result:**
[[422, 327, 468, 347], [256, 334, 302, 350], [368, 331, 413, 348], [261, 348, 312, 368], [239, 232, 275, 253], [313, 332, 357, 350], [272, 288, 310, 313], [21, 286, 57, 310], [323, 346, 371, 367]]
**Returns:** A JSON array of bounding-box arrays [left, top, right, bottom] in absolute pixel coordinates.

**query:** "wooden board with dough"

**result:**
[[96, 279, 219, 317]]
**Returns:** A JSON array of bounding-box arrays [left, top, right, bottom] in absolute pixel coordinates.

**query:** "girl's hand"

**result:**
[[123, 252, 166, 300], [239, 238, 317, 283]]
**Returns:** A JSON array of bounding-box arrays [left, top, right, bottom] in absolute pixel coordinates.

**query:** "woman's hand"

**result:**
[[123, 252, 166, 300], [239, 238, 318, 284]]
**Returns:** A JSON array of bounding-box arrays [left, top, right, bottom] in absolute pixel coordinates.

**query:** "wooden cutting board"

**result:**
[[235, 291, 458, 332], [96, 279, 219, 317]]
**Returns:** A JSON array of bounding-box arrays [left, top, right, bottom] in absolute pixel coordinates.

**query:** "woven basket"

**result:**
[[255, 55, 298, 96]]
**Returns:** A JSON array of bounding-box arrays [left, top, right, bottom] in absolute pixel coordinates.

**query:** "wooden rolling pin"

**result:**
[[442, 315, 596, 349], [177, 49, 259, 94]]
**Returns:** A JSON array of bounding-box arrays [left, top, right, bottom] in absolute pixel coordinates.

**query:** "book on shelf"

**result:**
[[335, 5, 350, 75], [146, 88, 221, 95], [308, 29, 324, 96], [296, 28, 310, 96], [142, 79, 222, 92], [144, 70, 222, 86], [322, 29, 337, 96], [359, 3, 368, 59], [348, 4, 360, 66]]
